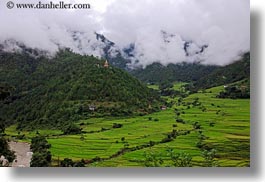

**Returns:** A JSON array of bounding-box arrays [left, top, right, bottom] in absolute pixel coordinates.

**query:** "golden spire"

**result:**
[[104, 60, 109, 68]]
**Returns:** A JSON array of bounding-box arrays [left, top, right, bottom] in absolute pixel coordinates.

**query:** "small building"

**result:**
[[104, 60, 109, 68], [89, 105, 96, 111]]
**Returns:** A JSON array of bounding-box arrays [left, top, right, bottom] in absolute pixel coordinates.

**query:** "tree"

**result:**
[[202, 149, 218, 167], [30, 151, 52, 167], [143, 150, 163, 167], [60, 158, 85, 167], [159, 81, 174, 96], [30, 136, 51, 167], [60, 158, 74, 167], [30, 136, 51, 152], [63, 124, 82, 135], [0, 137, 16, 164], [0, 123, 5, 134], [166, 148, 192, 167], [0, 124, 16, 165], [143, 148, 193, 167]]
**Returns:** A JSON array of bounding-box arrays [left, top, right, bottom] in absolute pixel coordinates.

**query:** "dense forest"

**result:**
[[131, 52, 250, 91], [131, 62, 218, 84], [0, 49, 161, 130], [193, 52, 250, 89]]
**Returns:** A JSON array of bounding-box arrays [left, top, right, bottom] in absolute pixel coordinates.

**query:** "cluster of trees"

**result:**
[[0, 49, 161, 130], [30, 136, 52, 167], [193, 52, 250, 90], [63, 124, 82, 135], [158, 81, 174, 96], [217, 79, 250, 99], [143, 147, 218, 167], [131, 62, 218, 84], [60, 158, 85, 167], [218, 86, 250, 99], [132, 52, 250, 94], [0, 124, 15, 166], [0, 89, 16, 166], [0, 85, 12, 100]]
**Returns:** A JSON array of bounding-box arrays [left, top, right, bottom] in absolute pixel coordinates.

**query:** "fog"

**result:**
[[0, 0, 250, 66]]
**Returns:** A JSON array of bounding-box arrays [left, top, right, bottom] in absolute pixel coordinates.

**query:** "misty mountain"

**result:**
[[71, 30, 210, 70], [1, 30, 210, 71]]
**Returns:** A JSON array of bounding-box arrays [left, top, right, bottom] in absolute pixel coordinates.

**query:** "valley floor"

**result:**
[[5, 84, 250, 167]]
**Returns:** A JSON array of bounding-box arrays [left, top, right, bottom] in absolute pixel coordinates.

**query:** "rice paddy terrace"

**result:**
[[6, 83, 250, 167]]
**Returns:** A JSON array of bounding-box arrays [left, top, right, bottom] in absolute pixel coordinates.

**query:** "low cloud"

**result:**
[[0, 0, 250, 66]]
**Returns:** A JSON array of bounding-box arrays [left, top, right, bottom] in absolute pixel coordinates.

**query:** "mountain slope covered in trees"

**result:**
[[131, 52, 250, 91], [0, 49, 161, 130], [193, 52, 250, 89], [130, 62, 218, 84]]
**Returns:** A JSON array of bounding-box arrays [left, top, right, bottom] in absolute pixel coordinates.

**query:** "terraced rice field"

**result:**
[[6, 84, 250, 167]]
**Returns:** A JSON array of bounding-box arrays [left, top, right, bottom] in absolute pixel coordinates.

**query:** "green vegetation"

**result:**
[[60, 158, 85, 167], [0, 49, 161, 130], [193, 52, 250, 90], [132, 52, 250, 93], [0, 137, 15, 164], [30, 136, 52, 167], [0, 93, 15, 166], [4, 83, 249, 167], [1, 49, 250, 167], [217, 79, 250, 99], [131, 62, 218, 84]]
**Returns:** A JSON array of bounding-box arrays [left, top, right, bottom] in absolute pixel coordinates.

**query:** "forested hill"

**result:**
[[193, 52, 250, 89], [131, 52, 250, 90], [130, 62, 219, 84], [0, 50, 161, 130]]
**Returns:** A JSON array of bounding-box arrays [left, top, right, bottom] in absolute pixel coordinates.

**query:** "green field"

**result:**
[[5, 84, 250, 167]]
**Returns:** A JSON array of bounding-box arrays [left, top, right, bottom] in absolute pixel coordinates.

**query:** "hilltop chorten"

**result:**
[[104, 60, 109, 68]]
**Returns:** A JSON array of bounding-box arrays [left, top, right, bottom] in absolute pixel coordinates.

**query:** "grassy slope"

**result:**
[[5, 83, 250, 167]]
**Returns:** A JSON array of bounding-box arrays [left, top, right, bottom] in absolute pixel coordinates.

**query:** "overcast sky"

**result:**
[[0, 0, 249, 66]]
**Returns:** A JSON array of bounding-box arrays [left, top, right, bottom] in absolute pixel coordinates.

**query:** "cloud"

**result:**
[[0, 0, 249, 66]]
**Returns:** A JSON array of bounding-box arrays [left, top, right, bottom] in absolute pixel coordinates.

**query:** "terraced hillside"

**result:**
[[5, 83, 250, 167]]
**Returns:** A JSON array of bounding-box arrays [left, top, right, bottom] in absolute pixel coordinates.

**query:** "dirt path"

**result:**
[[8, 141, 32, 167]]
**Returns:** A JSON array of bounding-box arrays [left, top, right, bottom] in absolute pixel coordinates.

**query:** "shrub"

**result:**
[[202, 149, 218, 167], [161, 135, 173, 143], [0, 137, 16, 163], [176, 118, 185, 124], [196, 140, 203, 149], [63, 124, 82, 135], [30, 136, 51, 167], [149, 141, 155, 147], [193, 122, 201, 130], [167, 149, 192, 167], [60, 158, 74, 167], [80, 135, 85, 141], [121, 137, 125, 142], [112, 123, 123, 128], [16, 134, 25, 140]]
